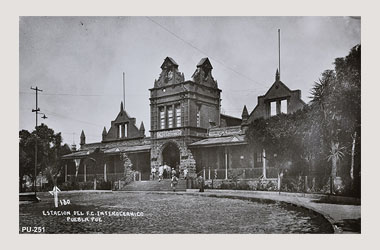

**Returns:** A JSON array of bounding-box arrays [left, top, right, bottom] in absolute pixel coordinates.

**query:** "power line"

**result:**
[[19, 91, 147, 97], [42, 108, 104, 128], [146, 17, 271, 89]]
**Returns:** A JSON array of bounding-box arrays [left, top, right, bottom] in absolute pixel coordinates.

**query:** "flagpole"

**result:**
[[123, 72, 125, 110]]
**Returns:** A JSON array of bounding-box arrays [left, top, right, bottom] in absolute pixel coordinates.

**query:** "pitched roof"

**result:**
[[160, 57, 179, 69], [104, 144, 151, 154], [196, 58, 213, 69], [189, 134, 246, 148], [61, 149, 95, 159]]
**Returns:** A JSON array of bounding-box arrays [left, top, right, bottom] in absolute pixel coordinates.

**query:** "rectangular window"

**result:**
[[118, 124, 122, 138], [125, 123, 128, 138], [270, 101, 276, 116], [168, 107, 173, 128], [281, 99, 287, 114], [122, 124, 125, 138], [175, 105, 181, 127], [257, 152, 262, 163], [160, 108, 165, 129]]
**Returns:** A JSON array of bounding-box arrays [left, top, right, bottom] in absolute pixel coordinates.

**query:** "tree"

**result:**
[[246, 109, 309, 176], [246, 44, 360, 196], [19, 124, 71, 192], [309, 44, 360, 195]]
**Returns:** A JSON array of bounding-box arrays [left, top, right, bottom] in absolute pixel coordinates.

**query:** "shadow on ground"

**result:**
[[311, 197, 361, 206], [336, 218, 361, 233]]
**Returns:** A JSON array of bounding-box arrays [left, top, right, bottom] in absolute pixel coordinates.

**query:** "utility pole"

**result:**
[[31, 86, 42, 197]]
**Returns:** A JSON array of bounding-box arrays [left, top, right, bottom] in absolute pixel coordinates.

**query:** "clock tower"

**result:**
[[149, 57, 221, 177]]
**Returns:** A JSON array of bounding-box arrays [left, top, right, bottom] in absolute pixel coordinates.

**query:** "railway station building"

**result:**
[[62, 57, 305, 187]]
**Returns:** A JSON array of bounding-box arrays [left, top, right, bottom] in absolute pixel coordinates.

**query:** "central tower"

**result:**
[[149, 57, 221, 177]]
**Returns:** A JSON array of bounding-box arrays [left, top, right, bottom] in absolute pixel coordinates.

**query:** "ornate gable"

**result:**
[[102, 102, 144, 141], [154, 57, 185, 88], [192, 58, 217, 88]]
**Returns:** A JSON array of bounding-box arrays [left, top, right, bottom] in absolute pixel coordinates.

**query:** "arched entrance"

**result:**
[[161, 142, 180, 170]]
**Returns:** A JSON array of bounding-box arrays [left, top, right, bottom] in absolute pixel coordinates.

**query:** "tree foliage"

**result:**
[[246, 44, 361, 195], [19, 123, 71, 191]]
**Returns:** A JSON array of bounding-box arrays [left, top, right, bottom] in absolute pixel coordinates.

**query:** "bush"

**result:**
[[97, 180, 112, 190], [220, 181, 235, 190], [237, 181, 251, 190]]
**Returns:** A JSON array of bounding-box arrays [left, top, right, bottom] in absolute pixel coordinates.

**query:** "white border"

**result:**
[[2, 0, 379, 249]]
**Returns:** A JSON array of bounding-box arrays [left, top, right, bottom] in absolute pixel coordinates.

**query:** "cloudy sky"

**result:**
[[19, 16, 360, 145]]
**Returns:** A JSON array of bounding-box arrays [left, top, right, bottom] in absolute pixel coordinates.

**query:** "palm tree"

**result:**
[[327, 142, 345, 178]]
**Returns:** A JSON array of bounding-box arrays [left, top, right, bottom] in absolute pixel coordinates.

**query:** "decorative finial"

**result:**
[[242, 105, 249, 120], [139, 121, 145, 137], [275, 68, 280, 81], [80, 130, 86, 146]]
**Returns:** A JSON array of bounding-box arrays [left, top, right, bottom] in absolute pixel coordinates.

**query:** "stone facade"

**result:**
[[149, 57, 222, 176]]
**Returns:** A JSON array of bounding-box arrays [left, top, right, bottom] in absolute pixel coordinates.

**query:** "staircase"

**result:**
[[121, 179, 187, 191]]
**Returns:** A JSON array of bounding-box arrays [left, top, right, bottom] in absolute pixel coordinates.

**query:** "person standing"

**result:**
[[198, 175, 204, 192], [171, 175, 178, 192], [183, 168, 188, 180], [151, 167, 156, 180], [171, 167, 177, 178], [158, 164, 164, 182], [167, 165, 171, 179]]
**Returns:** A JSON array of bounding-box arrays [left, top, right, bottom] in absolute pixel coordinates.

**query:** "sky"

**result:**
[[19, 16, 361, 145]]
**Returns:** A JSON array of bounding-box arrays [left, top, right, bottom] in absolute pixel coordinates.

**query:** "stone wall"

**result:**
[[150, 139, 197, 177]]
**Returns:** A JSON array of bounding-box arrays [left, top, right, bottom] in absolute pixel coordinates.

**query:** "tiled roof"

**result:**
[[104, 144, 151, 154], [61, 149, 95, 159], [63, 138, 152, 159], [208, 126, 242, 137], [189, 134, 247, 147]]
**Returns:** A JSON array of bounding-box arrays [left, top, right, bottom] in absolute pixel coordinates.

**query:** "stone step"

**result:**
[[122, 179, 187, 191]]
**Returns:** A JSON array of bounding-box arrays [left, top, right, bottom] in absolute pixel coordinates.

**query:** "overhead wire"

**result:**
[[146, 17, 270, 90]]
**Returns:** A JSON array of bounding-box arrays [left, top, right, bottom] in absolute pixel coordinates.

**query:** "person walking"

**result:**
[[171, 174, 178, 192]]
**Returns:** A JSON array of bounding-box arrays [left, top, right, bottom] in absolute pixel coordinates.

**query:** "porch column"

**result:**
[[203, 168, 206, 179], [65, 164, 67, 182], [216, 148, 220, 170], [208, 167, 211, 180], [84, 164, 87, 182], [262, 149, 267, 179], [104, 163, 107, 182], [252, 151, 255, 168], [225, 147, 228, 180], [228, 148, 232, 171]]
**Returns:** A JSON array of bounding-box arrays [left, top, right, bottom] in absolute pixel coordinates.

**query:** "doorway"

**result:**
[[161, 142, 180, 171]]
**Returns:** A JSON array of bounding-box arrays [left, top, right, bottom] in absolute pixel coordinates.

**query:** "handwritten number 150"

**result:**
[[59, 199, 70, 206]]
